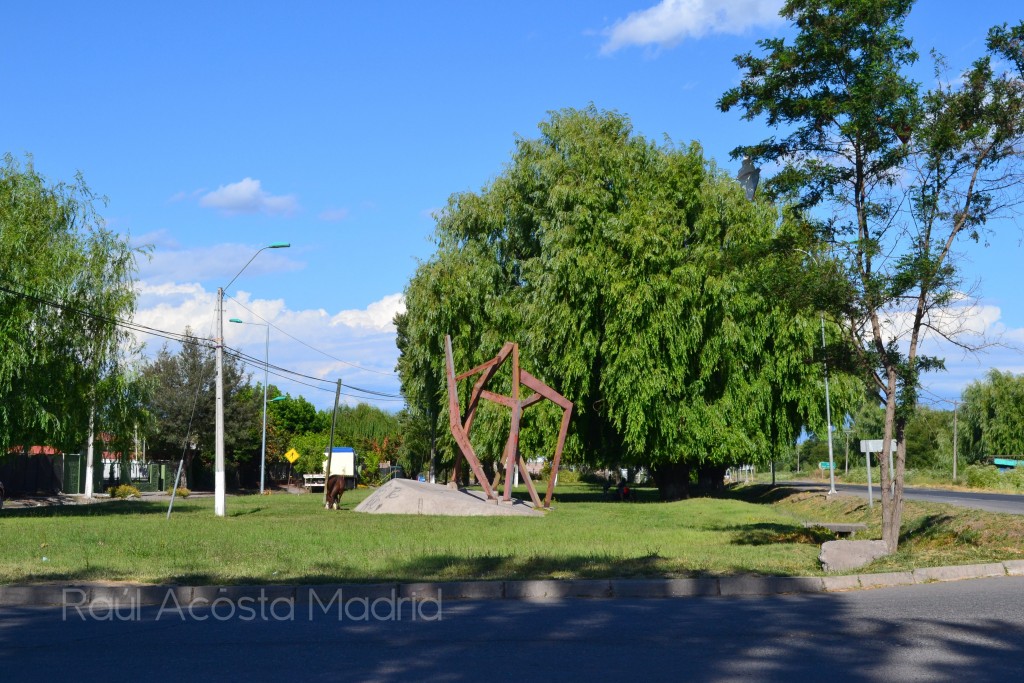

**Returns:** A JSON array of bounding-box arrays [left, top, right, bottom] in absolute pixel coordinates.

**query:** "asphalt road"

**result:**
[[2, 577, 1022, 682], [782, 480, 1024, 515]]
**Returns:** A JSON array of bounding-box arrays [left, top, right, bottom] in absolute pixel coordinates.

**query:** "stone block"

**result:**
[[821, 575, 862, 592], [1002, 560, 1024, 576], [611, 578, 719, 598], [912, 563, 1005, 584], [504, 579, 610, 600], [400, 581, 502, 601], [0, 584, 83, 607], [857, 571, 915, 589], [718, 576, 824, 596], [819, 540, 889, 572]]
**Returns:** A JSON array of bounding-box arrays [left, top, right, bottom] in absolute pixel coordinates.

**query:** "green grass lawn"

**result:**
[[2, 483, 1022, 585]]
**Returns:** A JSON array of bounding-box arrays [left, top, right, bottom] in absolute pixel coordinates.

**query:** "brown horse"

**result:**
[[324, 474, 345, 510]]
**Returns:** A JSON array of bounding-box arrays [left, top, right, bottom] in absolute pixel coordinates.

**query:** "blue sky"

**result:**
[[3, 1, 1022, 410]]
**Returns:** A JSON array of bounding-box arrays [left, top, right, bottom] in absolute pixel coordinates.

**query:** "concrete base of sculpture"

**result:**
[[354, 479, 543, 517]]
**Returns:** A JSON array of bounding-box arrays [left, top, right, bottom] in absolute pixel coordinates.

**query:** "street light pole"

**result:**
[[215, 286, 226, 517], [820, 312, 837, 495], [230, 317, 279, 494], [737, 159, 837, 495], [261, 322, 269, 494], [793, 248, 838, 495], [215, 242, 290, 517]]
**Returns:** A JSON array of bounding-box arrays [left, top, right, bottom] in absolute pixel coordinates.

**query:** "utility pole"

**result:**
[[821, 314, 837, 494], [844, 428, 850, 476], [213, 242, 289, 517], [325, 379, 342, 506], [215, 286, 226, 517], [953, 400, 959, 482]]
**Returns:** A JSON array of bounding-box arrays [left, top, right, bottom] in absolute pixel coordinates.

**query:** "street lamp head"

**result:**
[[268, 396, 287, 403], [268, 242, 291, 249], [229, 318, 244, 324]]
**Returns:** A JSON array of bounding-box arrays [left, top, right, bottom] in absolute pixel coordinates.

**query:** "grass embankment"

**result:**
[[1, 483, 1021, 585]]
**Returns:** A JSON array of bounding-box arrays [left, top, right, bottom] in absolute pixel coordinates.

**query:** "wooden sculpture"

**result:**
[[444, 335, 572, 508]]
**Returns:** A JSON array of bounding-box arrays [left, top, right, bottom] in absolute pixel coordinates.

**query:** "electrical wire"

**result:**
[[0, 278, 407, 403], [226, 294, 399, 377]]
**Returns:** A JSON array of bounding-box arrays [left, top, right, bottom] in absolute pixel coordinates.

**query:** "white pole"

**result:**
[[953, 401, 959, 482], [215, 286, 226, 517], [260, 323, 269, 495], [888, 444, 895, 501], [84, 407, 95, 497], [821, 314, 837, 494], [866, 451, 873, 508]]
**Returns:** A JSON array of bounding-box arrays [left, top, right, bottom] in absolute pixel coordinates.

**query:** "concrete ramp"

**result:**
[[354, 479, 542, 517]]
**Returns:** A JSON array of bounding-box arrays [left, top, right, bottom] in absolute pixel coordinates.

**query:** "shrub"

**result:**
[[553, 468, 581, 484], [1006, 467, 1024, 492], [964, 465, 1002, 490], [166, 487, 191, 498], [107, 484, 141, 499]]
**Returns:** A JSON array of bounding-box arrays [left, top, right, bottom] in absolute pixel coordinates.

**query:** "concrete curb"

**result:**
[[2, 561, 1022, 608]]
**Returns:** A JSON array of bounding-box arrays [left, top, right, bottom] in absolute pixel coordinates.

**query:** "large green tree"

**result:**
[[0, 155, 142, 463], [962, 370, 1024, 463], [720, 1, 1024, 550], [397, 107, 860, 499]]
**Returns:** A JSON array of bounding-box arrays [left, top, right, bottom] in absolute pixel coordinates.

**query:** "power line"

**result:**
[[225, 350, 405, 403], [0, 280, 215, 348], [0, 278, 406, 403], [226, 294, 399, 377], [224, 347, 405, 401]]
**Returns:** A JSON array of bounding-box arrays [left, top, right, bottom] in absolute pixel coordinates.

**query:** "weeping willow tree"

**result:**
[[0, 155, 144, 479], [397, 107, 862, 499]]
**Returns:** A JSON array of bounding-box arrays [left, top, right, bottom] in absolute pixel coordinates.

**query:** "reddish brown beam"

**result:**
[[455, 343, 514, 381], [463, 344, 514, 433], [444, 336, 465, 485], [444, 336, 463, 430], [503, 407, 520, 503], [520, 393, 544, 410], [544, 404, 573, 508], [445, 335, 495, 499], [518, 453, 542, 508], [503, 345, 520, 502], [451, 423, 495, 499], [521, 370, 573, 410], [479, 390, 518, 409]]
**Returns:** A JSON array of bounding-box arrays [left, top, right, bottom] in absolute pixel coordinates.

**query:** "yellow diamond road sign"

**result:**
[[284, 448, 301, 464]]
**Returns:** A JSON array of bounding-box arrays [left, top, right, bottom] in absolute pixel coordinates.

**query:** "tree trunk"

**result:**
[[879, 374, 905, 553], [652, 462, 691, 501], [696, 464, 727, 492]]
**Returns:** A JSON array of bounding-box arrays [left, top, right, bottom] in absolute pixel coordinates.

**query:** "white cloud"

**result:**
[[199, 178, 298, 216], [601, 0, 784, 54], [330, 293, 405, 333], [131, 283, 404, 409], [863, 296, 1024, 403]]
